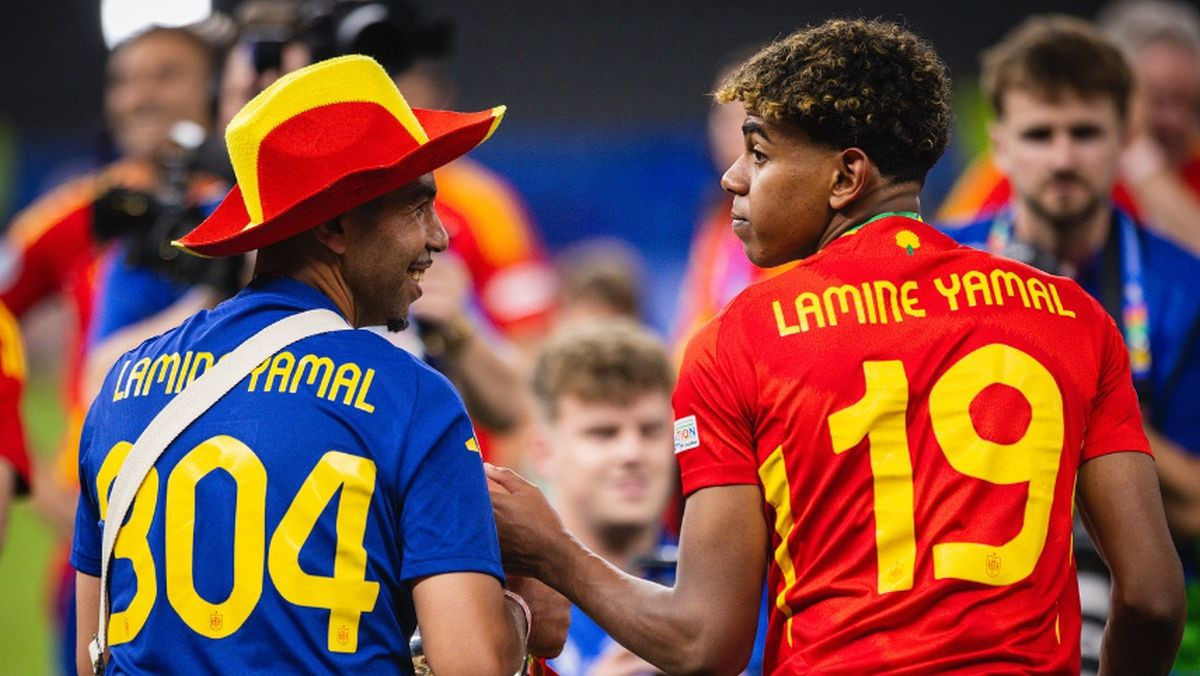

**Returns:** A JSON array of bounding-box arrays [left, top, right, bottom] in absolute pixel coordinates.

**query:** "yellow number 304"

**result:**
[[95, 438, 380, 652], [827, 343, 1064, 594]]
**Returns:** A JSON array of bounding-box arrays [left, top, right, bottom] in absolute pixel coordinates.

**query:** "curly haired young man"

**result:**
[[488, 18, 1185, 674]]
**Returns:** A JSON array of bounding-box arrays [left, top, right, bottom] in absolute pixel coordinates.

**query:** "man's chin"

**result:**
[[386, 317, 409, 333], [1031, 197, 1103, 231]]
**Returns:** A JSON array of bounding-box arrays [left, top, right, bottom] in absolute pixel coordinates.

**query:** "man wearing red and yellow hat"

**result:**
[[72, 54, 565, 674]]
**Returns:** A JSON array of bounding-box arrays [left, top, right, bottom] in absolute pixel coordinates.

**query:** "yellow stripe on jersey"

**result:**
[[0, 301, 24, 379], [434, 158, 534, 267], [759, 445, 799, 645]]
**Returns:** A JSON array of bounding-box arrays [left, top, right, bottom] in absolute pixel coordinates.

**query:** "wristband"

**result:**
[[503, 589, 532, 648]]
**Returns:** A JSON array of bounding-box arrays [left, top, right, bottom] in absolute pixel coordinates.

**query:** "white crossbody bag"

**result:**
[[88, 308, 350, 674]]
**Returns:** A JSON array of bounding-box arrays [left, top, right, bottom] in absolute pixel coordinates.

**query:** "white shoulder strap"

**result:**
[[89, 308, 350, 673]]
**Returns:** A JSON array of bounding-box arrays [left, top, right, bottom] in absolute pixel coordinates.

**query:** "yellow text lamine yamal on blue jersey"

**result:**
[[111, 349, 378, 413]]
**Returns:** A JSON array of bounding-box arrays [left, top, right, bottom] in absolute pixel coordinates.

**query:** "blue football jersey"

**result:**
[[72, 276, 503, 673]]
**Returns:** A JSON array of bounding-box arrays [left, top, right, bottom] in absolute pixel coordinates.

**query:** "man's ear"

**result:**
[[311, 217, 349, 255], [829, 147, 872, 211]]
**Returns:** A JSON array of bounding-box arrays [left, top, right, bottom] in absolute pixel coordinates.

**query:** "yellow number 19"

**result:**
[[828, 343, 1064, 593]]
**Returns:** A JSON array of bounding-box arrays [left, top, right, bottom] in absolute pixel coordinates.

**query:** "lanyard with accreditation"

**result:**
[[89, 308, 352, 674], [984, 209, 1153, 385]]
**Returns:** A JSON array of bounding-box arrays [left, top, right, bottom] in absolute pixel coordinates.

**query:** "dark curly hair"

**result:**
[[717, 18, 952, 184]]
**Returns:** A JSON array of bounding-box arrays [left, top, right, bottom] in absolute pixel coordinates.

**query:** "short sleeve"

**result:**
[[672, 314, 759, 495], [1081, 314, 1151, 462], [70, 404, 103, 576], [396, 366, 504, 583]]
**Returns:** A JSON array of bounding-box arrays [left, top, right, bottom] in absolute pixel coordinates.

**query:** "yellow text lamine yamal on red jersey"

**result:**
[[771, 267, 1078, 336]]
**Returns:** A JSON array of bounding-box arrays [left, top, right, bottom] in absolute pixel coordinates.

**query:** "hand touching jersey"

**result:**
[[486, 463, 568, 580]]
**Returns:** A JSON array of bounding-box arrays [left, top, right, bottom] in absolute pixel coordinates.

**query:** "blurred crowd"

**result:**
[[1, 1, 1199, 674]]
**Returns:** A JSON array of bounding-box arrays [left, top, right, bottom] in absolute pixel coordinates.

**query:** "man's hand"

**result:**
[[506, 575, 570, 658], [485, 463, 569, 580], [488, 463, 765, 674]]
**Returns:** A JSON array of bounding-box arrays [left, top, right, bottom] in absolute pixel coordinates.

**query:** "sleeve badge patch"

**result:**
[[674, 415, 700, 454]]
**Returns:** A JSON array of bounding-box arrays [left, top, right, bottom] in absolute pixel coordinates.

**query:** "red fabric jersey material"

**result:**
[[673, 216, 1149, 674]]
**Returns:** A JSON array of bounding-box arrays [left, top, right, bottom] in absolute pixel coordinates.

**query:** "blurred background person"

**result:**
[[0, 300, 31, 555], [0, 23, 226, 674], [937, 16, 1200, 673], [528, 320, 766, 674], [938, 1, 1200, 256], [527, 320, 677, 675], [1100, 0, 1200, 258], [552, 238, 645, 327]]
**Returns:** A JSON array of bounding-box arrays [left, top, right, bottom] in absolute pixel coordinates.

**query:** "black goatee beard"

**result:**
[[386, 317, 409, 333], [1026, 193, 1103, 234]]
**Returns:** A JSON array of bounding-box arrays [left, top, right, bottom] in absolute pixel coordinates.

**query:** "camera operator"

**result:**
[[0, 23, 227, 673], [81, 26, 237, 405]]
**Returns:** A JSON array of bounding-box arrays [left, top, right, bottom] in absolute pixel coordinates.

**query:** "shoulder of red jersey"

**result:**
[[6, 160, 152, 248], [433, 157, 543, 267]]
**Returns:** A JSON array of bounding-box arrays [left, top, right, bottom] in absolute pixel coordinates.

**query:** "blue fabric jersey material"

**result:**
[[90, 244, 192, 346], [941, 208, 1200, 456], [71, 276, 503, 673]]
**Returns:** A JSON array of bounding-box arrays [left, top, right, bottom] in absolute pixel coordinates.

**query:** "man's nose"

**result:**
[[721, 154, 749, 195], [1048, 133, 1079, 169], [427, 212, 449, 252], [614, 430, 645, 464]]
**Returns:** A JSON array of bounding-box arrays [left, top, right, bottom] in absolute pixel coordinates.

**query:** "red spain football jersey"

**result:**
[[673, 216, 1149, 674]]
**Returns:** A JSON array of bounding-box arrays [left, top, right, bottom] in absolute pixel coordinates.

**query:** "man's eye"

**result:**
[[752, 149, 767, 163], [1070, 125, 1102, 141], [1020, 128, 1052, 142], [584, 427, 619, 440]]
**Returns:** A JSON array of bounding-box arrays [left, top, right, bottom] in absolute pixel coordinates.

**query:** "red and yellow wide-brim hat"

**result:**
[[175, 54, 504, 257]]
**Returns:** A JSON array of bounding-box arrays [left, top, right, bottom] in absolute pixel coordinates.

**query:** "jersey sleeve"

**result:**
[[394, 364, 504, 583], [70, 401, 103, 576], [672, 312, 760, 495], [1081, 313, 1151, 462], [0, 198, 94, 316]]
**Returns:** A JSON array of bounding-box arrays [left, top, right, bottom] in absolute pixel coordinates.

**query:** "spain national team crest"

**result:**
[[986, 553, 1002, 578], [895, 230, 920, 255], [210, 611, 223, 633]]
